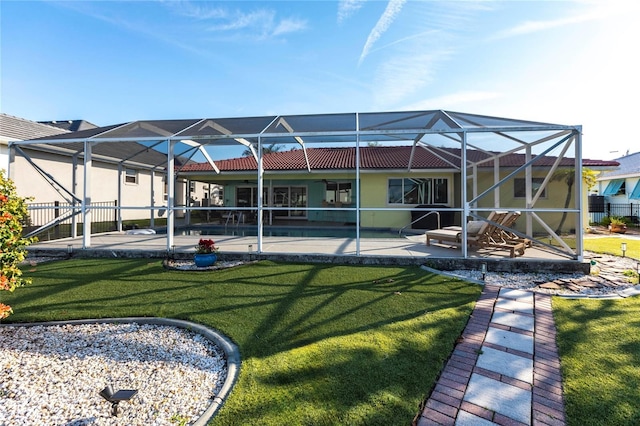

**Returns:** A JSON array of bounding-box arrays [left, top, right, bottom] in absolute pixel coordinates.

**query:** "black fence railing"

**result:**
[[26, 200, 118, 241], [588, 197, 640, 226]]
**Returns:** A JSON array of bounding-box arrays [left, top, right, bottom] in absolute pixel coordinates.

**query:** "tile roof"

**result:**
[[0, 113, 68, 141], [180, 146, 619, 172], [598, 152, 640, 178]]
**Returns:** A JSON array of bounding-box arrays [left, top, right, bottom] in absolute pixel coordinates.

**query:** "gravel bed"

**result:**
[[0, 323, 227, 425]]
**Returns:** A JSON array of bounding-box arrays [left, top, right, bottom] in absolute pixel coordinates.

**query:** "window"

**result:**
[[124, 168, 138, 184], [602, 179, 626, 196], [272, 186, 307, 218], [387, 178, 448, 205], [514, 178, 546, 198], [325, 182, 351, 204], [629, 181, 640, 200]]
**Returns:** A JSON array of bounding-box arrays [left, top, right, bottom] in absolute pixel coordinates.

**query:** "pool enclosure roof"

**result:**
[[21, 109, 578, 146]]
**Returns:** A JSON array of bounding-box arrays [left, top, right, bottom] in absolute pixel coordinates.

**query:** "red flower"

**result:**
[[195, 238, 218, 254]]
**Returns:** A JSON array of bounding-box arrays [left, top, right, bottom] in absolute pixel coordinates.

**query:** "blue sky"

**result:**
[[2, 0, 638, 161]]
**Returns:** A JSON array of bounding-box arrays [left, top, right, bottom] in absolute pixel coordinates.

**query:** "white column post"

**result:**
[[82, 140, 92, 248], [166, 140, 175, 252]]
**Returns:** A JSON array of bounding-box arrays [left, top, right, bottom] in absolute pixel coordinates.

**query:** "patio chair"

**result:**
[[426, 211, 528, 258], [495, 211, 532, 248], [469, 211, 528, 257], [425, 211, 506, 247]]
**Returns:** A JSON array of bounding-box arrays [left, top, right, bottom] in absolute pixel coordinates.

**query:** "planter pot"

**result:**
[[194, 253, 217, 267], [609, 224, 627, 234]]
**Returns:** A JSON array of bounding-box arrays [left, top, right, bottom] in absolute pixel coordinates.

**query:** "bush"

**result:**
[[0, 170, 36, 319]]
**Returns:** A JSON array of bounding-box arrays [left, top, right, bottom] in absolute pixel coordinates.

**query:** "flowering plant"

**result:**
[[195, 238, 218, 254]]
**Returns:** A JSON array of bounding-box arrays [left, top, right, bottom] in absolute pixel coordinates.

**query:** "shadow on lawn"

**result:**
[[7, 259, 479, 357], [554, 297, 640, 425], [5, 258, 480, 425]]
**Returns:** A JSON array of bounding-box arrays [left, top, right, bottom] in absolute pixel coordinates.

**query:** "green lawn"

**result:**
[[554, 236, 640, 425], [554, 297, 640, 426], [584, 236, 640, 259], [3, 259, 480, 425]]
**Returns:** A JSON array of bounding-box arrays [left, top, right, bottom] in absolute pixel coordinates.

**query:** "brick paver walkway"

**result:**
[[415, 285, 566, 425]]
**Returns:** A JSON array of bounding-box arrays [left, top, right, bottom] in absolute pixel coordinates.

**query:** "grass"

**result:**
[[3, 258, 481, 425], [553, 235, 640, 425], [553, 297, 640, 426], [584, 236, 640, 259]]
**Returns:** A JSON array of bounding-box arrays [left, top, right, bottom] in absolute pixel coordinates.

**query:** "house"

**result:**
[[1, 114, 181, 236], [0, 113, 69, 171], [180, 146, 618, 235], [592, 151, 640, 224], [11, 109, 618, 260], [38, 119, 99, 132]]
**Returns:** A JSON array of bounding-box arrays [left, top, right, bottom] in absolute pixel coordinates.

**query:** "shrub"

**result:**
[[0, 170, 36, 319], [609, 216, 627, 226]]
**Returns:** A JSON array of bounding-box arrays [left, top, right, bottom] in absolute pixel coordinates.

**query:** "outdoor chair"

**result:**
[[426, 211, 528, 258], [425, 211, 507, 247], [495, 211, 532, 248], [467, 211, 527, 257]]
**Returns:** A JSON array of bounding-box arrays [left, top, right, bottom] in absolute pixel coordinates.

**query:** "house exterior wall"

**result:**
[[190, 166, 584, 235], [596, 177, 640, 204], [11, 148, 168, 223], [0, 141, 9, 172], [472, 169, 579, 235]]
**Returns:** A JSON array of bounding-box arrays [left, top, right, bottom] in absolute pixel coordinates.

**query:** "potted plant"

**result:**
[[608, 217, 627, 234], [194, 238, 219, 267]]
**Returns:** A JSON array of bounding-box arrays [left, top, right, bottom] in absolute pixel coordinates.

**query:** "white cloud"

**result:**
[[273, 18, 308, 36], [162, 0, 227, 20], [372, 52, 447, 106], [338, 0, 367, 23], [358, 0, 407, 65], [205, 8, 307, 39], [489, 6, 604, 41]]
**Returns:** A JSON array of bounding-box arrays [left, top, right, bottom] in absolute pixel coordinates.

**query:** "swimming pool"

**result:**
[[160, 225, 419, 239]]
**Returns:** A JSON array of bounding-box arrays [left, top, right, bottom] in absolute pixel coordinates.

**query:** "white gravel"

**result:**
[[0, 322, 227, 426]]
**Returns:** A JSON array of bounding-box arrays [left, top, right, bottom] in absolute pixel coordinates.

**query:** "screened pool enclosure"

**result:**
[[10, 110, 589, 261]]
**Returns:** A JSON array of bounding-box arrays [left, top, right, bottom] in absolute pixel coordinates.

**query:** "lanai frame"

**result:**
[[9, 110, 584, 261]]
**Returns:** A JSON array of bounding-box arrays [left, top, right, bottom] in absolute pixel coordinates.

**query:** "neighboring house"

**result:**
[[593, 151, 640, 223], [180, 146, 618, 235], [38, 119, 99, 132], [1, 114, 178, 235], [0, 113, 69, 172]]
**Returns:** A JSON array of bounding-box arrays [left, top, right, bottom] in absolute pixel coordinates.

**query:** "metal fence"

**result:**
[[26, 201, 118, 241], [588, 198, 640, 226]]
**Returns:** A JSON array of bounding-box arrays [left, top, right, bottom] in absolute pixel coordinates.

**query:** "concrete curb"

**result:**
[[0, 317, 240, 425]]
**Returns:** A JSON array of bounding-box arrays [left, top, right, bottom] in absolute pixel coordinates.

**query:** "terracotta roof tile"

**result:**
[[181, 146, 618, 172]]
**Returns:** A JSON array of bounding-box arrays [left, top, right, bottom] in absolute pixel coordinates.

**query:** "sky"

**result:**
[[1, 0, 639, 162]]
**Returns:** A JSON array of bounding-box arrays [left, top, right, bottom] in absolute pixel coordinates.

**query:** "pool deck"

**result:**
[[27, 231, 582, 272]]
